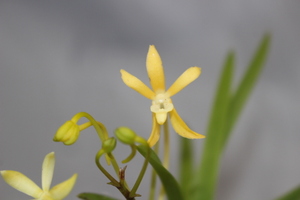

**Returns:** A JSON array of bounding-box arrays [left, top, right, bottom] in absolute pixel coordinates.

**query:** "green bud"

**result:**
[[53, 121, 80, 145], [102, 137, 117, 153], [115, 127, 137, 145]]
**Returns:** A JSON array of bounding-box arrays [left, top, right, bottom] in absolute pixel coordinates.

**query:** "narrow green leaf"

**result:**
[[221, 33, 271, 150], [137, 145, 184, 200], [179, 138, 194, 199], [275, 185, 300, 200], [77, 192, 118, 200], [196, 51, 235, 200], [137, 143, 162, 164], [195, 34, 271, 200]]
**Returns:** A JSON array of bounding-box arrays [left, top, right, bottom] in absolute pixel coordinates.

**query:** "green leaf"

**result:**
[[77, 192, 118, 200], [179, 138, 194, 199], [137, 145, 184, 200], [275, 185, 300, 200], [196, 51, 234, 200], [221, 33, 271, 150], [195, 34, 271, 200]]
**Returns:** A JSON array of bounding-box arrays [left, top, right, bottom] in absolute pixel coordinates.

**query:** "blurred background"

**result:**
[[0, 0, 299, 199]]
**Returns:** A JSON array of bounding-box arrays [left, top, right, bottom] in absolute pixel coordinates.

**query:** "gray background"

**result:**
[[0, 0, 299, 199]]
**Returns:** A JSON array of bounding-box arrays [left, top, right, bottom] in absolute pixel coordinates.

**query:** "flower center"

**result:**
[[150, 93, 174, 124]]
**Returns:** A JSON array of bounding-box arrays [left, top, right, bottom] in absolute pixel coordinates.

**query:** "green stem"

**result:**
[[148, 141, 160, 200], [158, 121, 170, 200], [95, 149, 135, 200], [129, 144, 150, 198], [95, 150, 119, 186], [107, 153, 122, 179], [162, 120, 170, 169], [72, 112, 121, 176], [72, 112, 108, 141]]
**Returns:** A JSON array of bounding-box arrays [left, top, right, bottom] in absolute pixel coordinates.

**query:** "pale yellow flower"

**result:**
[[120, 45, 205, 147], [1, 152, 77, 200]]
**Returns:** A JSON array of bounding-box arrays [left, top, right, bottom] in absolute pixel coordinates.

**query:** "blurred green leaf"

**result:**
[[196, 33, 271, 200], [137, 145, 183, 200], [221, 33, 271, 150], [179, 138, 194, 199], [78, 192, 118, 200], [196, 51, 234, 200], [275, 185, 300, 200], [137, 143, 162, 164]]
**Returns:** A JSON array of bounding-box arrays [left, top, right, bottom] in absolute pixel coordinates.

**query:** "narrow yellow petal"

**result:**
[[167, 67, 201, 97], [155, 112, 168, 125], [147, 114, 161, 147], [169, 108, 205, 139], [1, 170, 43, 198], [120, 69, 155, 99], [146, 45, 165, 92], [49, 173, 77, 200], [42, 152, 55, 192]]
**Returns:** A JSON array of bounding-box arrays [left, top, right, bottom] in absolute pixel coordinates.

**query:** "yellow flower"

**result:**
[[1, 152, 77, 200], [120, 45, 205, 147]]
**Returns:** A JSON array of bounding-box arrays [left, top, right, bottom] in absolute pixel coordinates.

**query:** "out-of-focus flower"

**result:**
[[121, 45, 205, 147], [1, 152, 77, 200]]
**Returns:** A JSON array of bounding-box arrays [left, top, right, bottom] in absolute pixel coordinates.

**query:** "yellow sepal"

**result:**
[[120, 69, 155, 99], [167, 67, 201, 97], [147, 113, 161, 147], [0, 170, 43, 198], [169, 108, 205, 139], [146, 45, 165, 92]]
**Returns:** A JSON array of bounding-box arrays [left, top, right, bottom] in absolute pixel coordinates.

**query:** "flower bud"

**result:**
[[102, 137, 117, 153], [53, 121, 80, 145], [115, 127, 137, 145]]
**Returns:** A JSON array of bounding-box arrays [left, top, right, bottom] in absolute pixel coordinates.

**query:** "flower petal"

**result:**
[[146, 45, 165, 92], [169, 108, 205, 139], [42, 152, 55, 192], [1, 170, 43, 198], [155, 112, 168, 125], [120, 69, 155, 99], [49, 173, 77, 200], [147, 113, 161, 147], [167, 67, 201, 97]]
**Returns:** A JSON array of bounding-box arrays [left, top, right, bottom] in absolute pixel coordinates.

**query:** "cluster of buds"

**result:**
[[53, 112, 150, 200]]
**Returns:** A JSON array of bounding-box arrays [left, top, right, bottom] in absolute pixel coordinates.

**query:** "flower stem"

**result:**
[[95, 150, 119, 186], [148, 142, 159, 200], [130, 144, 150, 198], [72, 112, 108, 141], [107, 153, 122, 178], [158, 119, 170, 200], [95, 150, 135, 200], [72, 112, 121, 176], [162, 119, 170, 169]]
